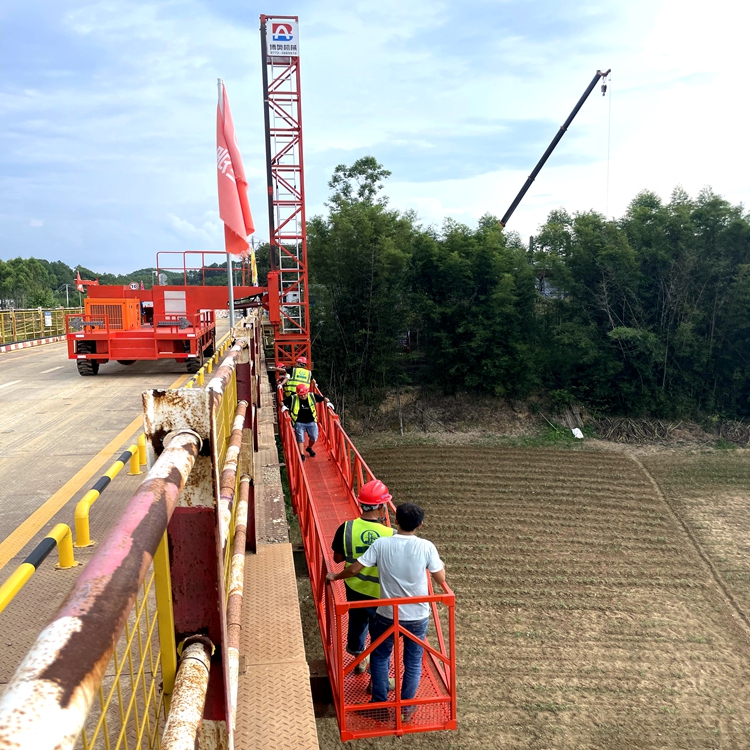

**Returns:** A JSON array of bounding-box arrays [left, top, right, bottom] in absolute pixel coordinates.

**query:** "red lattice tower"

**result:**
[[260, 14, 311, 369]]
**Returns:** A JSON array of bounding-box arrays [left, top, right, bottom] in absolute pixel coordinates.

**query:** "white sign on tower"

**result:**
[[266, 20, 299, 57]]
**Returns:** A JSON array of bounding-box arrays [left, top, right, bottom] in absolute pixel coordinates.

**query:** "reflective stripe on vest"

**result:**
[[290, 394, 317, 425], [342, 518, 394, 598], [284, 367, 312, 395]]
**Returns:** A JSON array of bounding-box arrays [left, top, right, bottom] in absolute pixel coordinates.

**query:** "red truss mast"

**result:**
[[260, 14, 311, 369]]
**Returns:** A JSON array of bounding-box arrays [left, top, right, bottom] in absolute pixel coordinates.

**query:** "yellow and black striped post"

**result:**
[[0, 524, 78, 614], [74, 444, 138, 547]]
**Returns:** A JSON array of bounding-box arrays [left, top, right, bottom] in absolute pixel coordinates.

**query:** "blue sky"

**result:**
[[1, 0, 748, 273]]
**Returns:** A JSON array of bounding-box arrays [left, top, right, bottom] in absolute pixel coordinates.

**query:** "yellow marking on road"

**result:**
[[0, 371, 191, 569]]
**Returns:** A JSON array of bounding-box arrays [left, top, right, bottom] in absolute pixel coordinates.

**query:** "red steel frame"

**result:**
[[64, 252, 258, 366], [277, 383, 457, 740], [260, 14, 311, 370]]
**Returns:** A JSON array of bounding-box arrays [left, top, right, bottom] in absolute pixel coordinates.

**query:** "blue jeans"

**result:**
[[345, 585, 377, 655], [294, 421, 318, 443], [369, 614, 429, 704]]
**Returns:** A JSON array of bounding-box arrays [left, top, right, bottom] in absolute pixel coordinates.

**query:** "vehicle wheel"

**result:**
[[186, 358, 201, 374], [77, 359, 100, 376], [117, 360, 136, 366]]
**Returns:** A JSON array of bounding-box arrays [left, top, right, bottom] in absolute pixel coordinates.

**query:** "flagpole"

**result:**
[[218, 77, 236, 329]]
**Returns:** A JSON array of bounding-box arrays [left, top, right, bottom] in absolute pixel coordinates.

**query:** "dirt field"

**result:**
[[309, 443, 750, 749]]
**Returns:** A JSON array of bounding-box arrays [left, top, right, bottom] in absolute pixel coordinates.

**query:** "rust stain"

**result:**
[[36, 435, 200, 707]]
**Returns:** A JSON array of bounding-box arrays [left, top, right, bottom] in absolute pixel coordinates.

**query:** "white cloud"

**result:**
[[29, 219, 44, 227]]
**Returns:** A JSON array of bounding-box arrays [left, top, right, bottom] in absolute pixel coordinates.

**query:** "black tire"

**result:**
[[117, 360, 136, 366], [77, 359, 100, 376], [186, 358, 201, 374]]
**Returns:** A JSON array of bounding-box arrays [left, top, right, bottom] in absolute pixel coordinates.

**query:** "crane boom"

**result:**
[[500, 68, 611, 228]]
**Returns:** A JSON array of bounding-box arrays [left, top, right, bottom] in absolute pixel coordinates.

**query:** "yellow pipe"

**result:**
[[49, 524, 78, 569], [154, 533, 177, 712], [138, 433, 147, 466], [104, 459, 125, 481], [186, 381, 193, 389], [74, 489, 100, 547], [198, 370, 205, 386], [127, 443, 141, 475], [206, 360, 213, 374], [0, 564, 34, 614]]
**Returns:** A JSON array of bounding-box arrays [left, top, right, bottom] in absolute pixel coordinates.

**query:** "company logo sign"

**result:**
[[360, 529, 380, 546], [266, 19, 299, 57], [272, 23, 294, 42]]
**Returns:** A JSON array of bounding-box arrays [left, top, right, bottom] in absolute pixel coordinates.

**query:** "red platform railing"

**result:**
[[277, 383, 457, 740]]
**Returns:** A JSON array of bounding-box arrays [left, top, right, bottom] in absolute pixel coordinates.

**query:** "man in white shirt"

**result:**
[[327, 502, 446, 719]]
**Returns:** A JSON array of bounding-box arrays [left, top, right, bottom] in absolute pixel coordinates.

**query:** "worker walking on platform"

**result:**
[[327, 502, 446, 720], [330, 480, 395, 675], [281, 383, 327, 461], [279, 356, 312, 397]]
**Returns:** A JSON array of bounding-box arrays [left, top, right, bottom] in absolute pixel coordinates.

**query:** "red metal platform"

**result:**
[[278, 389, 456, 740]]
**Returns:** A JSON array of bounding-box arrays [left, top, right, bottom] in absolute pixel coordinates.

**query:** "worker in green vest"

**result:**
[[330, 480, 395, 675], [280, 356, 312, 397], [281, 383, 328, 462]]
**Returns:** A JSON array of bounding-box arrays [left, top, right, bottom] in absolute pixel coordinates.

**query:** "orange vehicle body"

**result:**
[[66, 282, 261, 375]]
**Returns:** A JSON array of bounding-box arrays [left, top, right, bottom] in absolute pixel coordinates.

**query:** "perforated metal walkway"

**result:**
[[302, 441, 452, 736]]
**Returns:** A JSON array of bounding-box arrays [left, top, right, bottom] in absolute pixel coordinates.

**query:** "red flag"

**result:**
[[75, 271, 84, 292], [217, 80, 254, 255]]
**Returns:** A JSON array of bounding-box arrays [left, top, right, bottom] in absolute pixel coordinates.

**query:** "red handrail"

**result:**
[[276, 382, 457, 740]]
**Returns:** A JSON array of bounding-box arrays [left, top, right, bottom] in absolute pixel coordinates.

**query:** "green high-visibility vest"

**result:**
[[343, 518, 394, 598], [284, 366, 312, 396], [290, 394, 317, 425]]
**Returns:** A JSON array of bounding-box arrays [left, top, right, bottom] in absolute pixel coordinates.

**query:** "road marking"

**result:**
[[0, 370, 191, 569], [0, 381, 22, 390], [40, 366, 64, 374]]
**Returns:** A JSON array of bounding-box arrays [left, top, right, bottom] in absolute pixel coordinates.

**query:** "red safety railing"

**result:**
[[277, 383, 457, 740]]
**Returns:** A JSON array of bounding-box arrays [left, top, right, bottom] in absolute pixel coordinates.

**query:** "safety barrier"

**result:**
[[74, 443, 142, 547], [0, 524, 79, 614], [0, 307, 82, 345], [278, 383, 457, 740], [185, 333, 232, 388], [0, 314, 262, 749]]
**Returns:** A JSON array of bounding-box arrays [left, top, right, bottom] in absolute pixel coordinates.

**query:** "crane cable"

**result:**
[[605, 72, 612, 218]]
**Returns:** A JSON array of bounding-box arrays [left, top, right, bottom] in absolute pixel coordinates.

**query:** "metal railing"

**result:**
[[278, 384, 457, 740], [1, 307, 82, 344], [0, 314, 263, 750], [74, 444, 142, 548], [0, 430, 201, 749], [0, 524, 79, 614]]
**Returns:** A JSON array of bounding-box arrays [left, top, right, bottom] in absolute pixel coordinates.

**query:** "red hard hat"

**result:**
[[296, 356, 308, 365], [357, 479, 392, 506], [296, 383, 309, 397]]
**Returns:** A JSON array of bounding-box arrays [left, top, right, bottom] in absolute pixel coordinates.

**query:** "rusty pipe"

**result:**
[[0, 429, 203, 750], [161, 637, 213, 750], [206, 340, 247, 400], [227, 474, 251, 730], [218, 400, 248, 555]]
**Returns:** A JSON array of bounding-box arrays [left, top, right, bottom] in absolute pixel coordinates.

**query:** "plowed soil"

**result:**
[[312, 445, 750, 749]]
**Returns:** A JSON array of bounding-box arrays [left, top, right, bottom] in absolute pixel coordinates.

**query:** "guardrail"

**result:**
[[185, 333, 232, 388], [1, 307, 83, 344], [74, 443, 142, 547], [0, 524, 79, 614], [0, 431, 201, 748], [277, 384, 457, 739]]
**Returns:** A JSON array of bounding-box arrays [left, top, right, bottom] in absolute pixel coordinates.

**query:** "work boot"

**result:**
[[353, 655, 369, 674], [306, 446, 316, 457], [365, 677, 396, 694]]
